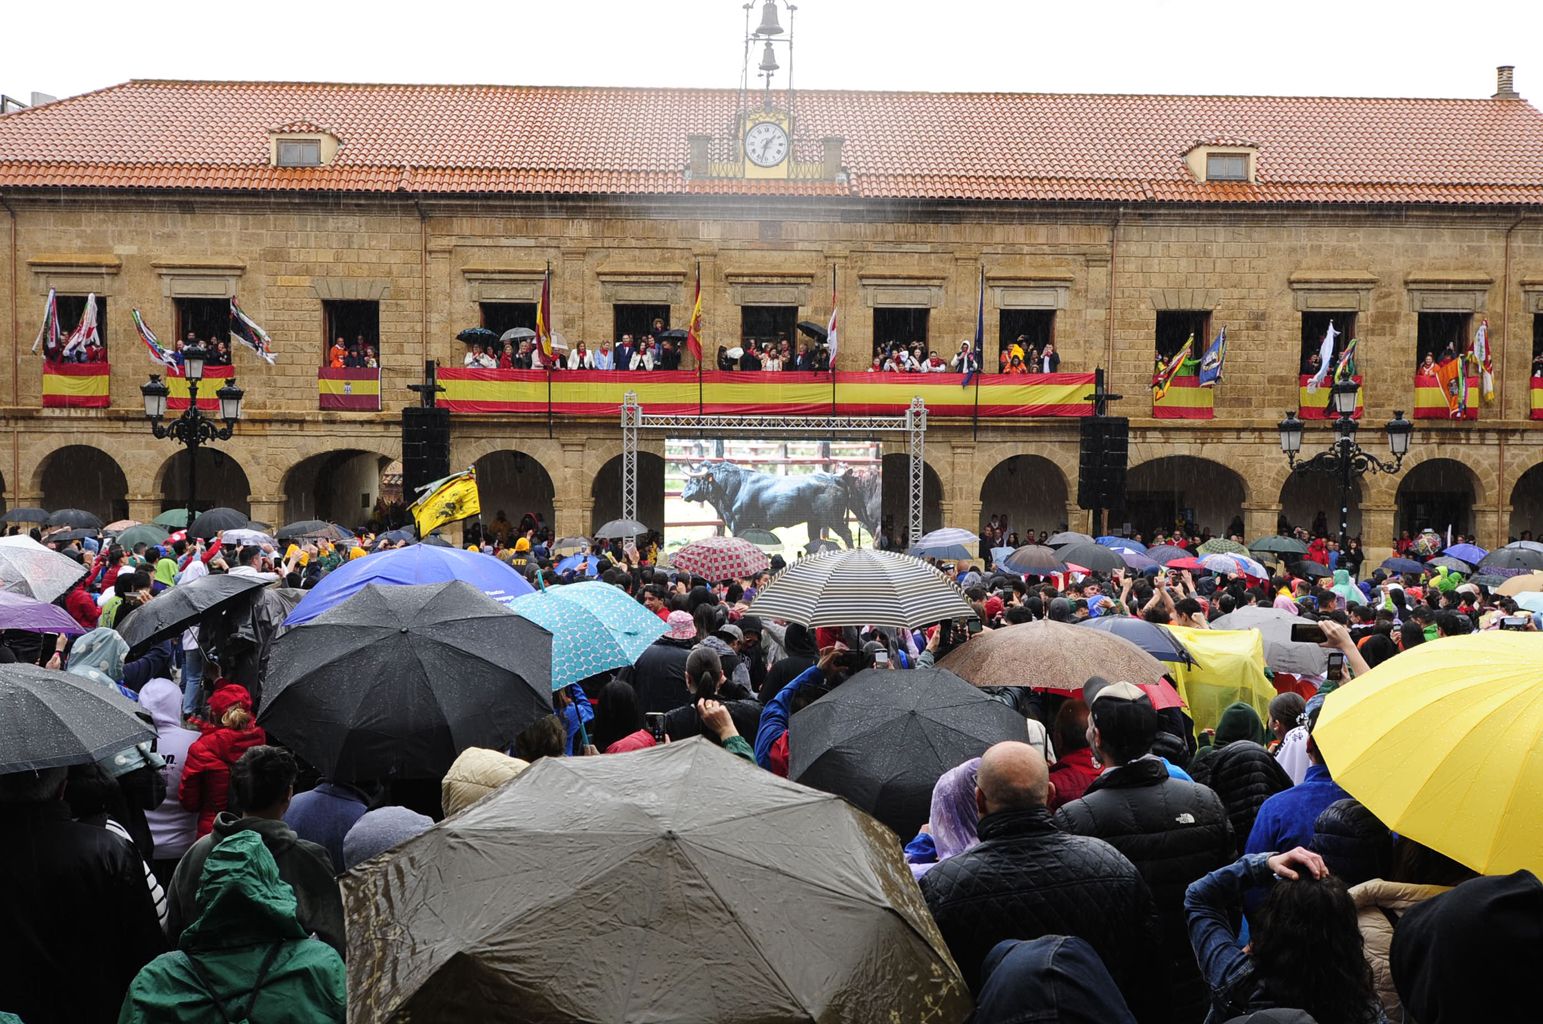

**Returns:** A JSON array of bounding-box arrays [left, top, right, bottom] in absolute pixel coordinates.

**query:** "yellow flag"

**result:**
[[409, 470, 481, 537]]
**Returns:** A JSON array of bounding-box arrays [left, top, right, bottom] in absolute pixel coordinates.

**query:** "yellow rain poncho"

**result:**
[[1165, 625, 1276, 736]]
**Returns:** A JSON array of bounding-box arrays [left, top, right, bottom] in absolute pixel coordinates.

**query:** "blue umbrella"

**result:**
[[555, 553, 601, 577], [285, 546, 535, 627], [1097, 536, 1146, 552], [507, 579, 668, 690], [989, 546, 1014, 567], [909, 542, 975, 561], [1440, 543, 1487, 566], [1077, 616, 1193, 664], [1120, 550, 1161, 571], [1380, 556, 1427, 576]]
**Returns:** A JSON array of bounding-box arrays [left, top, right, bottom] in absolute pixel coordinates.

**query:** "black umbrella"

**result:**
[[1478, 546, 1543, 572], [1053, 541, 1125, 573], [795, 320, 829, 342], [189, 507, 250, 540], [0, 508, 50, 523], [594, 518, 648, 539], [789, 666, 1029, 837], [47, 528, 101, 543], [656, 328, 687, 341], [1045, 531, 1095, 548], [259, 581, 553, 780], [45, 508, 103, 530], [0, 663, 155, 773], [118, 572, 270, 656], [456, 326, 499, 345], [999, 544, 1067, 575], [1291, 559, 1332, 579], [276, 520, 353, 543], [420, 534, 453, 547]]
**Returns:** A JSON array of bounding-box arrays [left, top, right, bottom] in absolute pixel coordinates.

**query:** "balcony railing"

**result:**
[[41, 361, 110, 408], [1152, 376, 1214, 420], [1297, 375, 1363, 421], [1414, 372, 1480, 421]]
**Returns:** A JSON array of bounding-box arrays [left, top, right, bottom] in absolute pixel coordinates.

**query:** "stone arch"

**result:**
[[979, 454, 1070, 538], [472, 449, 556, 534], [1510, 461, 1543, 541], [1395, 457, 1479, 539], [34, 445, 129, 523], [880, 454, 943, 544], [155, 449, 253, 517], [590, 453, 665, 535], [1279, 472, 1366, 540], [280, 449, 397, 527], [1123, 455, 1247, 539]]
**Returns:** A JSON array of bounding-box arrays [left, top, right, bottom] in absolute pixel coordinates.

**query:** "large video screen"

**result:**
[[665, 439, 883, 565]]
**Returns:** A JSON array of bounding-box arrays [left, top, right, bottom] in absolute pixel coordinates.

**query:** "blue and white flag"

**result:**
[[963, 267, 984, 389], [1198, 327, 1227, 388], [229, 296, 276, 364]]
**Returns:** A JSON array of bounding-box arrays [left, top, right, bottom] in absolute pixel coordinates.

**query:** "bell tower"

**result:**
[[737, 1, 796, 179]]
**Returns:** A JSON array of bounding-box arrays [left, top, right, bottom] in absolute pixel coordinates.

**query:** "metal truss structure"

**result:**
[[620, 392, 928, 544]]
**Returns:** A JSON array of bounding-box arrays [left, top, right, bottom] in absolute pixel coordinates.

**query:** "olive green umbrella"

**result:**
[[151, 509, 195, 528], [1197, 538, 1248, 556]]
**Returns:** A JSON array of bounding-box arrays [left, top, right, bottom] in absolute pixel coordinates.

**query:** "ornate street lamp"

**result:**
[[1278, 396, 1413, 555], [141, 348, 243, 528]]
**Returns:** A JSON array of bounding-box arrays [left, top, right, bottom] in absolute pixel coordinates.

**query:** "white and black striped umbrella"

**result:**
[[749, 549, 973, 628]]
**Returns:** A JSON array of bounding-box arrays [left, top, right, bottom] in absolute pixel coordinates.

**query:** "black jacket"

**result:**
[[1054, 757, 1235, 1024], [619, 636, 697, 714], [918, 807, 1167, 1021], [663, 698, 763, 746], [1188, 742, 1292, 855], [0, 800, 166, 1024]]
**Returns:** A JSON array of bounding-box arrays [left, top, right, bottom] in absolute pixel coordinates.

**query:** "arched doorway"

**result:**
[[159, 449, 252, 517], [1123, 456, 1246, 539], [38, 445, 129, 523], [1280, 472, 1362, 541], [1508, 462, 1543, 542], [880, 454, 942, 546], [979, 455, 1070, 539], [282, 450, 394, 529], [591, 454, 665, 534], [472, 450, 555, 536], [1396, 459, 1477, 539]]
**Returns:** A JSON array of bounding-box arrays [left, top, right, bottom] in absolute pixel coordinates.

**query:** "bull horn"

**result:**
[[685, 465, 711, 478]]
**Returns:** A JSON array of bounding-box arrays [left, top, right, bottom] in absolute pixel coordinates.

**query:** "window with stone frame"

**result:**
[[1416, 312, 1471, 371], [999, 310, 1055, 372], [323, 300, 380, 367], [614, 304, 670, 345], [873, 307, 930, 362], [1300, 312, 1356, 376], [1154, 310, 1209, 364], [740, 305, 797, 352], [1532, 314, 1543, 377], [174, 298, 229, 356], [52, 294, 107, 361]]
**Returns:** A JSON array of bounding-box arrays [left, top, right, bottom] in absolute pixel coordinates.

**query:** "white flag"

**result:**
[[1305, 320, 1338, 392], [60, 292, 99, 358], [826, 292, 839, 364]]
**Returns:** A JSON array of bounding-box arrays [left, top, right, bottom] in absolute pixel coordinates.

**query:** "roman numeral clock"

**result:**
[[742, 112, 792, 178]]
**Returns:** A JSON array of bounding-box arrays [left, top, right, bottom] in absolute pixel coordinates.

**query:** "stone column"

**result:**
[[126, 494, 161, 524], [1065, 503, 1094, 535], [1473, 505, 1504, 550], [247, 496, 287, 530], [1241, 501, 1283, 544], [1360, 503, 1397, 568]]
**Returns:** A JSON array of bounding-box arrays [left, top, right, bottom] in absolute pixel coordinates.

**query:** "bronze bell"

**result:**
[[758, 40, 780, 74], [754, 0, 784, 36]]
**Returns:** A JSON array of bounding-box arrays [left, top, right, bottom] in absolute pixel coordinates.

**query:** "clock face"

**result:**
[[744, 122, 790, 167]]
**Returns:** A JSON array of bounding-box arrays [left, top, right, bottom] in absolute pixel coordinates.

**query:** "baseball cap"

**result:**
[[1083, 676, 1152, 707], [715, 623, 744, 643]]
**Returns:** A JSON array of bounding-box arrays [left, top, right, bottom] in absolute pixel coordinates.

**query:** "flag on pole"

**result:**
[[963, 266, 983, 388], [685, 263, 704, 365], [1432, 351, 1468, 419], [229, 297, 276, 364], [1198, 327, 1227, 388], [1333, 337, 1358, 383], [535, 264, 553, 362], [1473, 318, 1494, 402], [1305, 320, 1338, 392], [60, 293, 99, 359], [1152, 335, 1192, 401], [826, 268, 839, 366], [408, 469, 482, 538], [132, 309, 179, 368], [30, 288, 61, 356]]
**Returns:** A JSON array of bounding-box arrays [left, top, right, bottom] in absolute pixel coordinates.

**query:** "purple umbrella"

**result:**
[[0, 591, 85, 635], [1120, 549, 1161, 571]]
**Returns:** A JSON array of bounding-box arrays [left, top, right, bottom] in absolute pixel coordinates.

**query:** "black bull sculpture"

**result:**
[[681, 462, 881, 547]]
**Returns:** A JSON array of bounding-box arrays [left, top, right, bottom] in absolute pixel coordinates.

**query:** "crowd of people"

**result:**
[[2, 500, 1539, 1024], [325, 335, 380, 370]]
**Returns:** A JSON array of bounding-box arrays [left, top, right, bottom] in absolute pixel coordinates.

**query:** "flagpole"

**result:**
[[696, 261, 704, 419], [973, 265, 984, 441], [545, 261, 554, 438], [829, 264, 837, 417]]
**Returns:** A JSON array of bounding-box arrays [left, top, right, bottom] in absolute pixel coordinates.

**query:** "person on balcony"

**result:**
[[789, 342, 814, 371], [883, 347, 913, 373], [1418, 352, 1436, 375], [921, 350, 949, 372], [813, 344, 832, 371], [593, 341, 615, 370], [952, 341, 980, 374], [464, 344, 495, 369], [740, 342, 763, 371], [615, 334, 637, 371], [658, 338, 681, 370], [1004, 354, 1029, 375], [629, 341, 656, 371], [761, 345, 782, 372], [328, 337, 347, 368], [567, 342, 595, 370], [1036, 341, 1059, 373]]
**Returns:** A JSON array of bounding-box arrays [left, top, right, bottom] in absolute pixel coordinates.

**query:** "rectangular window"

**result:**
[[740, 305, 798, 350], [872, 307, 930, 361], [1155, 310, 1210, 362], [480, 302, 536, 337], [999, 310, 1056, 372], [1205, 153, 1248, 181], [613, 304, 670, 345], [1300, 312, 1356, 375], [1534, 313, 1543, 375], [323, 300, 381, 368], [52, 294, 108, 361], [174, 298, 229, 358], [1416, 312, 1471, 371], [276, 139, 322, 167]]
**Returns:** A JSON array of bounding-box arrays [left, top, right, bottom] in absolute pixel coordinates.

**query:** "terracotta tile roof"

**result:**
[[1, 80, 1541, 205]]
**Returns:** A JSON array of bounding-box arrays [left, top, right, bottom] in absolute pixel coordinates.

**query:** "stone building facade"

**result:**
[[2, 78, 1542, 557]]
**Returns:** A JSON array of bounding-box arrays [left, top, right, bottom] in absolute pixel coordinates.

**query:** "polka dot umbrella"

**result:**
[[507, 579, 669, 691], [669, 536, 770, 582]]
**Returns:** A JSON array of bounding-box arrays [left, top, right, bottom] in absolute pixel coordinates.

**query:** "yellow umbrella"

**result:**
[[1496, 571, 1543, 597], [1165, 626, 1276, 736], [1314, 632, 1543, 876]]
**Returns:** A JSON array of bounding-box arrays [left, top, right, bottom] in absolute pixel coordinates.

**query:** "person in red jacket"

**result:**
[[64, 578, 100, 630], [1047, 700, 1100, 811], [179, 683, 266, 837]]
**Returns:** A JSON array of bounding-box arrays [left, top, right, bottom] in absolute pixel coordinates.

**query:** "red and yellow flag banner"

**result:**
[[166, 364, 234, 411], [318, 367, 381, 412], [1297, 375, 1363, 420], [1414, 372, 1479, 421], [1152, 375, 1214, 420], [41, 362, 110, 408], [1531, 377, 1543, 421]]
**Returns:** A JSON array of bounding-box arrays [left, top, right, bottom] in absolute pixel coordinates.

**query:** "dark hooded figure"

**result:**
[[972, 936, 1137, 1024], [759, 621, 817, 703]]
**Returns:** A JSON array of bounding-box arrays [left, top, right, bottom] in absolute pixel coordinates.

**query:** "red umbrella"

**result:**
[[1139, 679, 1186, 711], [1165, 556, 1207, 573], [669, 536, 770, 581]]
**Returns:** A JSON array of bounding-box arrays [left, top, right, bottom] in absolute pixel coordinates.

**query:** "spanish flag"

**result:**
[[535, 265, 553, 361], [42, 362, 110, 408], [409, 469, 481, 538], [685, 262, 704, 365], [317, 367, 380, 411]]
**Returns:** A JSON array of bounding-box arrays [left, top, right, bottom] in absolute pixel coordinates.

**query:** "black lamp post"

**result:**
[[1278, 380, 1413, 555], [141, 347, 244, 528]]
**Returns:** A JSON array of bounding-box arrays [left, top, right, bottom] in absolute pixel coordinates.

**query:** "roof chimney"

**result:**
[[1494, 66, 1519, 100]]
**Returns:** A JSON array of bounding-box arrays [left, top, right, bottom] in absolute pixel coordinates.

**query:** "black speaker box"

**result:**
[[401, 407, 451, 499], [1077, 416, 1129, 510]]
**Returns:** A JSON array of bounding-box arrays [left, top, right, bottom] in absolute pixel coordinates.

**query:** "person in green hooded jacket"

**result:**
[[117, 830, 345, 1024], [152, 549, 180, 593]]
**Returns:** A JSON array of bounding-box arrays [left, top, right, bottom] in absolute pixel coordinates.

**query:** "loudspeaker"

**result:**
[[401, 407, 451, 500], [1077, 416, 1129, 511]]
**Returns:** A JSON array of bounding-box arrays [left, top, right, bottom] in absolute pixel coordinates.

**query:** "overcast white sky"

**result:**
[[2, 0, 1537, 103]]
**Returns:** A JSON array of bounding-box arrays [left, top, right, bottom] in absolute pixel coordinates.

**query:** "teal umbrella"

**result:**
[[151, 509, 194, 528], [110, 524, 169, 549], [507, 579, 668, 691]]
